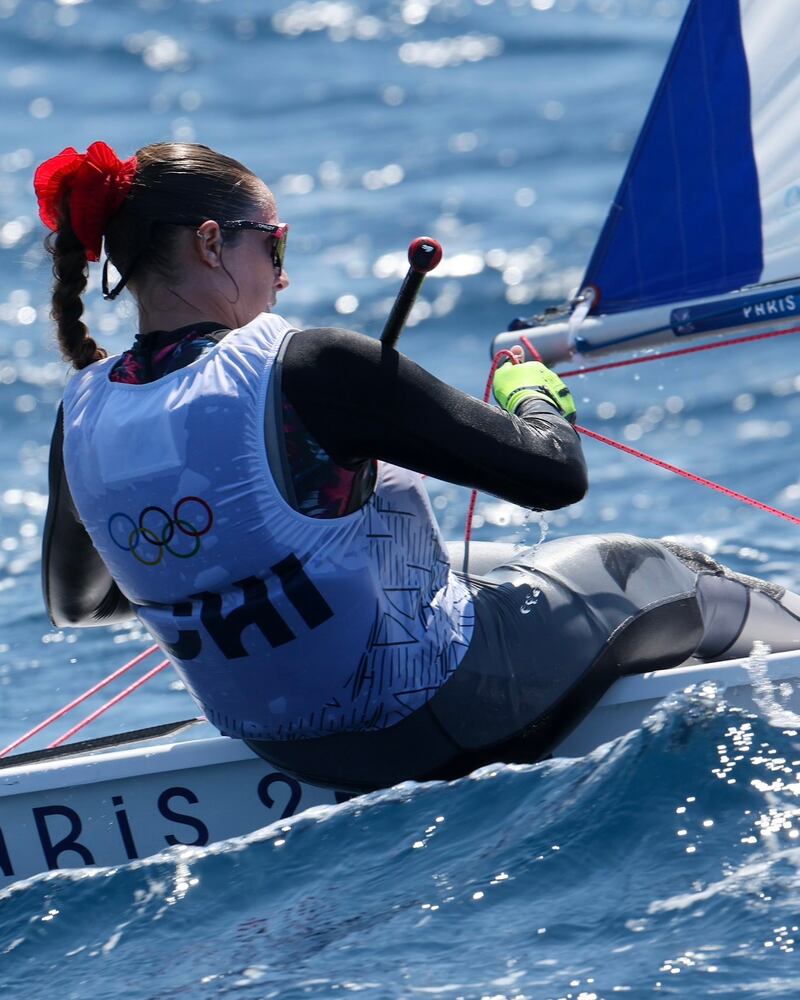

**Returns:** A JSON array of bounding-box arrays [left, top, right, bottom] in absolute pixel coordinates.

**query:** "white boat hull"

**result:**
[[2, 649, 798, 888]]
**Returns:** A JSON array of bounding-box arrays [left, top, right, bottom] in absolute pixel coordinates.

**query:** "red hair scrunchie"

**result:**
[[34, 141, 138, 262]]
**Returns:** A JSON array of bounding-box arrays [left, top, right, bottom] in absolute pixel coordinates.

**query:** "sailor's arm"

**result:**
[[42, 405, 134, 627], [281, 327, 587, 510]]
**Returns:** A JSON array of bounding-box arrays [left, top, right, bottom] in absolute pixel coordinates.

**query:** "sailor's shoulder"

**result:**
[[62, 353, 119, 405], [227, 310, 294, 343], [284, 326, 379, 367]]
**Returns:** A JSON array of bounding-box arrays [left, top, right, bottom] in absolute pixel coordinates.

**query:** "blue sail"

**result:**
[[583, 0, 763, 315]]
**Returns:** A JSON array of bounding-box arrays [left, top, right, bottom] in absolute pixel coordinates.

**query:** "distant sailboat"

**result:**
[[493, 0, 800, 363]]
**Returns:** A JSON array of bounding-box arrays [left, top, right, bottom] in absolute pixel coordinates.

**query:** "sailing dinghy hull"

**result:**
[[1, 648, 798, 888]]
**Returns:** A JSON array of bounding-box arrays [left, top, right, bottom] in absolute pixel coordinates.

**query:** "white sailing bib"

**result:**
[[62, 314, 474, 739]]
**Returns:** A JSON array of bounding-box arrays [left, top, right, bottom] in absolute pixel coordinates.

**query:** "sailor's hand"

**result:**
[[492, 358, 577, 424]]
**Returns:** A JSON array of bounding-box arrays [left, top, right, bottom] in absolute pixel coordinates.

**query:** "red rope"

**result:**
[[506, 333, 800, 527], [549, 323, 800, 378], [463, 349, 520, 566], [0, 643, 160, 758], [47, 659, 171, 748], [576, 425, 800, 526]]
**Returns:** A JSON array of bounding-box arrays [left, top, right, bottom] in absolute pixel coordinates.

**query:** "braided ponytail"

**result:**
[[35, 141, 135, 370], [47, 211, 107, 370]]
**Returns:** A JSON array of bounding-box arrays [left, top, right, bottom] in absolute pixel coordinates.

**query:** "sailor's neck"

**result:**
[[135, 322, 230, 344], [136, 295, 239, 335]]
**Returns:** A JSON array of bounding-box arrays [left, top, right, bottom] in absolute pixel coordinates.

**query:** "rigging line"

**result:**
[[562, 324, 800, 376], [520, 323, 800, 379], [47, 659, 171, 748], [0, 643, 160, 758], [576, 425, 800, 526], [463, 348, 520, 575], [511, 336, 800, 526]]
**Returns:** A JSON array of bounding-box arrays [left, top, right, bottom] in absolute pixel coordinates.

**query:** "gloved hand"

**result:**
[[493, 359, 577, 424]]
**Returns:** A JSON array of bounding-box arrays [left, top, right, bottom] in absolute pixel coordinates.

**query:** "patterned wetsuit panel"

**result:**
[[331, 463, 475, 734], [280, 395, 375, 518]]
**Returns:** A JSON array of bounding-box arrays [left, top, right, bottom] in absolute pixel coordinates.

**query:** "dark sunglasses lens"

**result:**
[[272, 231, 287, 271]]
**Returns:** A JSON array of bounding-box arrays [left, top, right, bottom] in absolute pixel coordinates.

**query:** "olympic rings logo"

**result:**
[[108, 496, 214, 567]]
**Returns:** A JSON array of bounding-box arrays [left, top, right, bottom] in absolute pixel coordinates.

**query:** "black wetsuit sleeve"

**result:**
[[42, 405, 134, 628], [281, 328, 588, 510]]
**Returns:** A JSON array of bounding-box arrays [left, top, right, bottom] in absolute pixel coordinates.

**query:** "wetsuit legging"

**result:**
[[247, 534, 800, 793]]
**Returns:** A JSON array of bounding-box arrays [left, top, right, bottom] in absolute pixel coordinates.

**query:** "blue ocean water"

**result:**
[[2, 0, 800, 995], [6, 691, 800, 998]]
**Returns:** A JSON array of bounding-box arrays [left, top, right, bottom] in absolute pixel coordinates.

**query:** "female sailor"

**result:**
[[39, 141, 800, 792]]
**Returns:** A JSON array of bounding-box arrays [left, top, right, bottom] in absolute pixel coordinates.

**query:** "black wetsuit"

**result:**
[[43, 325, 800, 793]]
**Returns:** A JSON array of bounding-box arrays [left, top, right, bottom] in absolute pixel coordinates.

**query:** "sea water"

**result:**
[[2, 0, 800, 996]]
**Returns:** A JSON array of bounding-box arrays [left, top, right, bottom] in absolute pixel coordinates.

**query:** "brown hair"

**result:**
[[47, 142, 268, 370]]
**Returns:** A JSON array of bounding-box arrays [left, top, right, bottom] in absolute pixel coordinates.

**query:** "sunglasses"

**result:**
[[102, 219, 290, 301], [218, 221, 289, 272]]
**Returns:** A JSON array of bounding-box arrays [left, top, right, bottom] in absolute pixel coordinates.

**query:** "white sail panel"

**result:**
[[740, 0, 800, 286]]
